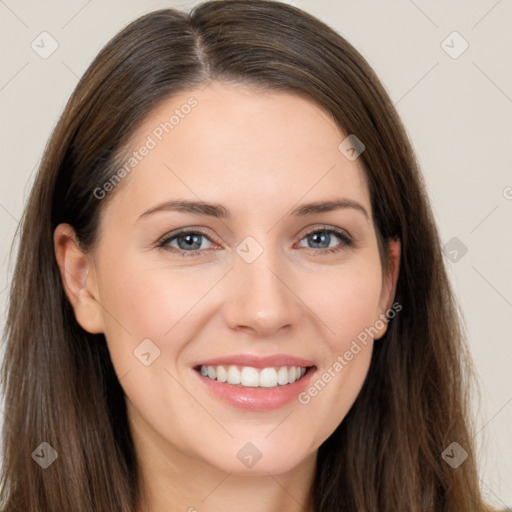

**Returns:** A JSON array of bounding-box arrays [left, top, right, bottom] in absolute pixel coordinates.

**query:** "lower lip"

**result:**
[[194, 367, 317, 411]]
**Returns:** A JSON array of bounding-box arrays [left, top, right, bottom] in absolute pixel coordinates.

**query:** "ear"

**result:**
[[374, 237, 401, 340], [54, 223, 105, 334]]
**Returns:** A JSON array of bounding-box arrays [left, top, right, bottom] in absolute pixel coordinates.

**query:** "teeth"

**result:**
[[216, 365, 227, 383], [199, 364, 308, 388], [259, 367, 277, 388], [240, 367, 259, 387], [277, 366, 289, 385], [227, 365, 241, 384]]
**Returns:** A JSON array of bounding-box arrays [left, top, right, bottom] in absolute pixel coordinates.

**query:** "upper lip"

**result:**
[[193, 354, 315, 369]]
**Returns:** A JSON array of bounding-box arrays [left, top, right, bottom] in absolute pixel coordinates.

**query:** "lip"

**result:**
[[192, 354, 317, 412], [192, 353, 315, 369]]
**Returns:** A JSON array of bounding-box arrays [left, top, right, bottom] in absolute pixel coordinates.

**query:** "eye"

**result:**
[[296, 226, 353, 255], [156, 225, 353, 257], [156, 228, 217, 257]]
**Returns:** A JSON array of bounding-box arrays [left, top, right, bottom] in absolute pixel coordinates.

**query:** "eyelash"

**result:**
[[155, 225, 354, 258]]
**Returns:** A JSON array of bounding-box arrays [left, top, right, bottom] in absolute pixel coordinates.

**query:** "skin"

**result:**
[[54, 81, 400, 512]]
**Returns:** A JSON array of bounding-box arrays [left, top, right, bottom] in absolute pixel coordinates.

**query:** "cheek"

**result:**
[[93, 253, 214, 374], [98, 244, 223, 326], [304, 260, 383, 347], [294, 260, 382, 438]]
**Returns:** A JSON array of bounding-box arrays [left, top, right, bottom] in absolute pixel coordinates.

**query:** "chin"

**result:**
[[199, 442, 312, 476]]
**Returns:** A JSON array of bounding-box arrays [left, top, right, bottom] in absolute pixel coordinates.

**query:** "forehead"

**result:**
[[105, 82, 371, 223]]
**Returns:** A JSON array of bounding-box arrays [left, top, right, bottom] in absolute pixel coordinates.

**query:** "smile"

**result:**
[[198, 364, 308, 388]]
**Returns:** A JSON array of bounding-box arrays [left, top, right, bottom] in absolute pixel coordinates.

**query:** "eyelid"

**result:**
[[155, 226, 219, 250], [296, 223, 352, 241]]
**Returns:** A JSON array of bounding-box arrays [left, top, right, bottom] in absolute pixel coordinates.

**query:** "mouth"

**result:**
[[191, 354, 317, 411]]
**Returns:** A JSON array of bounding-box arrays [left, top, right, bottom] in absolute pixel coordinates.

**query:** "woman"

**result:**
[[0, 1, 494, 510]]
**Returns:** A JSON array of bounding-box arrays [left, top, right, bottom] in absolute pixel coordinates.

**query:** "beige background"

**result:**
[[1, 0, 511, 507]]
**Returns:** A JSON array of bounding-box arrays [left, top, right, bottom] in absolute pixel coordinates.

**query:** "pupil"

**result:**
[[180, 234, 201, 250], [311, 231, 328, 248]]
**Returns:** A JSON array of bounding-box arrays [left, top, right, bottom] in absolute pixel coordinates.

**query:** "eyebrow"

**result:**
[[139, 198, 369, 220]]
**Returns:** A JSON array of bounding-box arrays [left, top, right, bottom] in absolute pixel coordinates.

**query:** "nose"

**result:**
[[222, 246, 303, 338]]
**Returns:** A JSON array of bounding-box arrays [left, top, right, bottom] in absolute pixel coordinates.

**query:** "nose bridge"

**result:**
[[223, 235, 301, 336]]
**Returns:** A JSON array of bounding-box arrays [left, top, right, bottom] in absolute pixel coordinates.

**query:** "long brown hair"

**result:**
[[1, 1, 491, 510]]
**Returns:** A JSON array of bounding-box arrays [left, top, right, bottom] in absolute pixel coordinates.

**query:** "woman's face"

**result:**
[[61, 82, 399, 476]]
